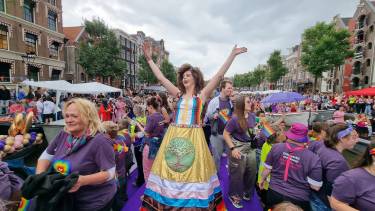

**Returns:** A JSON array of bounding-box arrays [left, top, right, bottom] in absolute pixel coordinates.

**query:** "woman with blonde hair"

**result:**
[[36, 98, 116, 211]]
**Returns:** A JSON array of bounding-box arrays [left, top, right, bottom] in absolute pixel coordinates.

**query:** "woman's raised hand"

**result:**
[[231, 45, 247, 56], [142, 43, 152, 61]]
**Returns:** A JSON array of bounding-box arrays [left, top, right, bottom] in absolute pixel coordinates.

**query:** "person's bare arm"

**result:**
[[200, 45, 247, 102], [330, 196, 358, 211], [143, 44, 180, 97]]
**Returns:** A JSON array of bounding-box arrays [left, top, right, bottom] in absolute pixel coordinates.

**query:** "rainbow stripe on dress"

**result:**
[[18, 197, 30, 211], [53, 160, 71, 176]]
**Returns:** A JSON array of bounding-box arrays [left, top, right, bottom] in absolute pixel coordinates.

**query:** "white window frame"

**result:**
[[0, 0, 7, 13], [26, 65, 40, 81], [24, 32, 38, 56], [49, 42, 59, 59], [0, 25, 9, 51], [0, 61, 12, 83], [47, 10, 57, 31]]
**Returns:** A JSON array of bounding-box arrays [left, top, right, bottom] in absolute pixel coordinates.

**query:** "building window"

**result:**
[[27, 65, 39, 81], [367, 59, 371, 67], [80, 73, 85, 82], [49, 42, 59, 59], [51, 69, 60, 80], [25, 33, 37, 54], [0, 62, 11, 82], [364, 76, 369, 84], [0, 25, 8, 50], [0, 0, 5, 12], [370, 25, 374, 32], [48, 11, 57, 31], [48, 0, 56, 6], [23, 0, 34, 23]]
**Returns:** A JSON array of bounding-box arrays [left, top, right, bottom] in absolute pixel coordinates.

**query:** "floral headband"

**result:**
[[337, 126, 353, 140]]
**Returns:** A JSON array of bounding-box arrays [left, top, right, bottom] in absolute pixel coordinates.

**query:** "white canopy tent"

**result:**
[[21, 80, 122, 94], [21, 80, 122, 118]]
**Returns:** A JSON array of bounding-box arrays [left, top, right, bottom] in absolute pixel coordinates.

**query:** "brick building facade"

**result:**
[[0, 0, 65, 86]]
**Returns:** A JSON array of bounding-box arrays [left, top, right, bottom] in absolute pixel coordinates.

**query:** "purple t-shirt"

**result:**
[[264, 143, 322, 201], [308, 140, 324, 154], [225, 114, 256, 142], [145, 112, 164, 138], [316, 145, 349, 184], [47, 131, 116, 210], [217, 98, 232, 135], [332, 168, 375, 211], [0, 161, 23, 200]]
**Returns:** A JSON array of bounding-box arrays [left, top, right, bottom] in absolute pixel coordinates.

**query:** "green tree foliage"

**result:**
[[138, 55, 158, 85], [77, 18, 126, 79], [233, 65, 268, 88], [301, 22, 353, 89], [267, 50, 288, 83], [252, 66, 267, 86], [160, 60, 177, 85]]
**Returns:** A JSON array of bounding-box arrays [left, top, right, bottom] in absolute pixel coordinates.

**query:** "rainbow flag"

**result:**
[[219, 109, 231, 124], [113, 143, 128, 153], [18, 197, 30, 211], [262, 123, 275, 138]]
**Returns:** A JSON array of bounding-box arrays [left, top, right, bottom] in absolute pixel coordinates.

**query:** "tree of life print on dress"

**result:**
[[165, 137, 196, 173]]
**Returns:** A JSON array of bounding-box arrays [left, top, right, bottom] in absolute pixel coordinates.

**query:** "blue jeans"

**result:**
[[310, 192, 331, 211]]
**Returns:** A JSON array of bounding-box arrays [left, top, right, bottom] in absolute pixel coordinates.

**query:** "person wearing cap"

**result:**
[[310, 123, 358, 211], [259, 123, 323, 211], [330, 142, 375, 211], [223, 95, 256, 208]]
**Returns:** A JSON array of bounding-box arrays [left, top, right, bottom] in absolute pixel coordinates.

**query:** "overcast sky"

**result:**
[[62, 0, 358, 79]]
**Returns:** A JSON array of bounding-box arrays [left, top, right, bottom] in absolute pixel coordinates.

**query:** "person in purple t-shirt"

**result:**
[[259, 123, 322, 211], [135, 97, 164, 181], [223, 95, 256, 208], [331, 142, 375, 211], [205, 80, 234, 174], [36, 98, 116, 211], [310, 123, 358, 211]]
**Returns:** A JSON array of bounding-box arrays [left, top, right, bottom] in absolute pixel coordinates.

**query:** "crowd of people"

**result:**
[[0, 44, 375, 211]]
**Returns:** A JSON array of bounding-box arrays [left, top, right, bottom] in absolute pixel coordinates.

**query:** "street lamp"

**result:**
[[21, 53, 36, 63]]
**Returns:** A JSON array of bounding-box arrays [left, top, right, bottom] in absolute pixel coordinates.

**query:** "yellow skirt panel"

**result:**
[[150, 125, 217, 183]]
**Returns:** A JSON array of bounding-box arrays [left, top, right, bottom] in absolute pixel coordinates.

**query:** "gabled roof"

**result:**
[[63, 26, 85, 45], [341, 17, 351, 26]]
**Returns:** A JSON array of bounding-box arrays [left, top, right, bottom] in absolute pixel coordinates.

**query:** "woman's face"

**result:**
[[244, 97, 252, 112], [147, 104, 154, 113], [340, 130, 359, 150], [64, 103, 86, 136], [182, 71, 195, 89]]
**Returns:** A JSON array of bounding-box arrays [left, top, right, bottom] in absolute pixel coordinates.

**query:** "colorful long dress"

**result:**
[[141, 96, 226, 211]]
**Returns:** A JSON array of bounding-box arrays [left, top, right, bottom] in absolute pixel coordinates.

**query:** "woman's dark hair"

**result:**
[[102, 100, 108, 110], [177, 64, 204, 95], [234, 95, 248, 132], [256, 110, 265, 117], [158, 92, 171, 113], [324, 123, 350, 149], [355, 142, 375, 168], [311, 122, 329, 133], [147, 97, 160, 110]]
